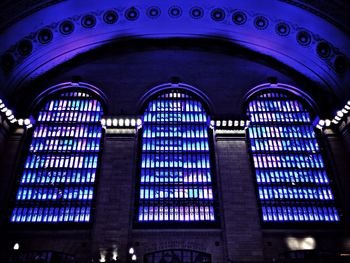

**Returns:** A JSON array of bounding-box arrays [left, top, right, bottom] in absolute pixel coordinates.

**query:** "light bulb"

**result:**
[[125, 119, 130, 126], [24, 119, 31, 125], [336, 111, 344, 118], [106, 119, 112, 127], [112, 118, 118, 126], [5, 109, 12, 116]]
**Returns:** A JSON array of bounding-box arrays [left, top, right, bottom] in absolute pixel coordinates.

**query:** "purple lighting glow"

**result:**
[[137, 89, 216, 223], [10, 90, 103, 223], [247, 90, 339, 223]]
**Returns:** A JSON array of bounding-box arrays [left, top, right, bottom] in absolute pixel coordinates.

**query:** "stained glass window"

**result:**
[[10, 90, 104, 223], [247, 90, 339, 223], [137, 89, 216, 223]]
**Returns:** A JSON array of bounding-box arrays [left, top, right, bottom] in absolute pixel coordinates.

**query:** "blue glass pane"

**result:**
[[248, 91, 339, 222], [138, 90, 215, 222], [11, 91, 103, 223]]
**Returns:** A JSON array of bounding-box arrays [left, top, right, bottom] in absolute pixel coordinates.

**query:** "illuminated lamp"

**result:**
[[337, 111, 344, 118], [112, 118, 118, 126], [24, 119, 31, 125], [125, 119, 130, 126]]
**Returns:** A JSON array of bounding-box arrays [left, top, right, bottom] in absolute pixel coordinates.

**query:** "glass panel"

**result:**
[[138, 90, 215, 222], [11, 91, 103, 223], [144, 249, 211, 263], [247, 91, 339, 222]]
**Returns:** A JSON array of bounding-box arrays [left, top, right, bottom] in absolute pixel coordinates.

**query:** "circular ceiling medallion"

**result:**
[[232, 11, 247, 25], [147, 7, 161, 19], [81, 15, 96, 28], [125, 7, 140, 21], [17, 39, 33, 57], [38, 28, 53, 44], [254, 16, 269, 30], [316, 41, 332, 59], [190, 7, 204, 19], [211, 8, 225, 21], [168, 6, 182, 18], [103, 10, 118, 24], [276, 22, 290, 36], [59, 20, 74, 35], [297, 31, 312, 46]]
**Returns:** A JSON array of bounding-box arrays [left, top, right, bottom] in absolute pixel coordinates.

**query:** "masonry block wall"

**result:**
[[0, 117, 9, 155], [340, 118, 350, 156], [324, 129, 350, 226], [5, 231, 92, 263], [0, 128, 27, 263], [92, 132, 136, 262], [216, 134, 264, 261]]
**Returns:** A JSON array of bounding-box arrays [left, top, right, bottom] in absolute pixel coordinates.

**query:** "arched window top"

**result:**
[[144, 249, 211, 263], [145, 88, 206, 101], [10, 88, 104, 224], [36, 89, 104, 121], [246, 88, 339, 223], [136, 88, 218, 226], [32, 82, 107, 114], [59, 90, 93, 97], [244, 83, 318, 115], [139, 83, 213, 115], [142, 89, 209, 122], [247, 89, 314, 124]]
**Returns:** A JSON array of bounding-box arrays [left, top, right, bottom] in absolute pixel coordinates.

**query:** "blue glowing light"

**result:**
[[138, 90, 215, 222], [248, 91, 339, 222], [11, 91, 103, 223]]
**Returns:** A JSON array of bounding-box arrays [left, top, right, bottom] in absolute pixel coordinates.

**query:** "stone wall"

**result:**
[[216, 133, 264, 261]]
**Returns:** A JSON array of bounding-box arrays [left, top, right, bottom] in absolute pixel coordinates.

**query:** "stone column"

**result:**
[[91, 127, 137, 262], [323, 118, 350, 227], [215, 130, 263, 262], [0, 124, 26, 263]]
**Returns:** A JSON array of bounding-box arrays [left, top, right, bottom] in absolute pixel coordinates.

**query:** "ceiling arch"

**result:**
[[0, 0, 349, 99]]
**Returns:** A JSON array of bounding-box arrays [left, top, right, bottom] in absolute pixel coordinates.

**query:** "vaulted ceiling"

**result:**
[[0, 0, 349, 102]]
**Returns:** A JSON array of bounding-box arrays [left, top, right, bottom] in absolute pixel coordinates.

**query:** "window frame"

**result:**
[[245, 87, 340, 227], [9, 85, 106, 227], [134, 86, 220, 228]]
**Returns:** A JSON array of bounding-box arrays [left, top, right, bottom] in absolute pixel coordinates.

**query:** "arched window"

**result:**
[[247, 88, 339, 223], [136, 88, 217, 224], [10, 88, 104, 223], [144, 249, 211, 263]]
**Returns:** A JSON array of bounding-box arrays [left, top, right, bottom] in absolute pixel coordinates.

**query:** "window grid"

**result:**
[[137, 90, 216, 223], [247, 91, 339, 222], [10, 91, 103, 223], [144, 249, 211, 263]]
